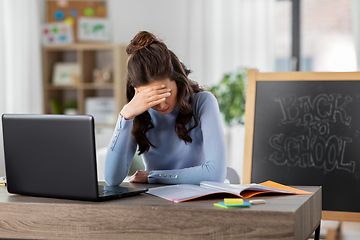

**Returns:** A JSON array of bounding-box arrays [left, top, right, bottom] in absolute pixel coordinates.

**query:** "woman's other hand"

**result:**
[[128, 170, 150, 183], [120, 84, 171, 120]]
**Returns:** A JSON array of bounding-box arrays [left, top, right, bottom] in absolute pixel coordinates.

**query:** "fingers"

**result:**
[[142, 84, 166, 93], [147, 97, 167, 108], [129, 170, 149, 183], [128, 171, 138, 183], [126, 84, 171, 118], [147, 87, 171, 99], [148, 90, 171, 102], [129, 176, 135, 183], [152, 84, 167, 90], [129, 176, 134, 182], [128, 170, 139, 183], [144, 84, 171, 94], [142, 85, 171, 105]]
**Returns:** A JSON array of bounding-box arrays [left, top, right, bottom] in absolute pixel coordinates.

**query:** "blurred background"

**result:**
[[0, 0, 359, 183]]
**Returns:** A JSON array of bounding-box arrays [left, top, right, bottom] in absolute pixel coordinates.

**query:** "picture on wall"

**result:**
[[78, 17, 111, 42], [42, 22, 74, 45], [46, 0, 108, 42], [52, 63, 80, 86]]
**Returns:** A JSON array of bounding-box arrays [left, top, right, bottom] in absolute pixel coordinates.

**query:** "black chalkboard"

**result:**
[[243, 70, 360, 215]]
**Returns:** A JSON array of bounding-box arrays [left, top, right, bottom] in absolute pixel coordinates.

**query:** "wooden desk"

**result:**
[[0, 183, 321, 240]]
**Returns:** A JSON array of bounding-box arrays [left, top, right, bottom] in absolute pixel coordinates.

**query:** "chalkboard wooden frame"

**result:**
[[243, 69, 360, 221]]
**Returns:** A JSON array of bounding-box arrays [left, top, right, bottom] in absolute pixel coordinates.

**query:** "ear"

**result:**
[[134, 87, 140, 95]]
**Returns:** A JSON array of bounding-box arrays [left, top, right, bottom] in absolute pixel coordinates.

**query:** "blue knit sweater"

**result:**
[[104, 91, 227, 186]]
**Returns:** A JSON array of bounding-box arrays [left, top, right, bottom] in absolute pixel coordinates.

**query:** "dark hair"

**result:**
[[126, 31, 203, 154]]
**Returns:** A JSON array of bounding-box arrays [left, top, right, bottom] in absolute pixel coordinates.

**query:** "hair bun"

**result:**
[[126, 31, 158, 54]]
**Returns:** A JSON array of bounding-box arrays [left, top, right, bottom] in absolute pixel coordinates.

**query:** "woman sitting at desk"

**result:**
[[104, 31, 227, 185]]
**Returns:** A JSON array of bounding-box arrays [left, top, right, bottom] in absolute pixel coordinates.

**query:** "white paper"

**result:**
[[78, 17, 111, 42]]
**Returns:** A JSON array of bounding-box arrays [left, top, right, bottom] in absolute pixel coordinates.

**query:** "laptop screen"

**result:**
[[2, 114, 100, 201]]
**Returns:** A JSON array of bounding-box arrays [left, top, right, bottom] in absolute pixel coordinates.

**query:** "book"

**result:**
[[147, 180, 312, 203]]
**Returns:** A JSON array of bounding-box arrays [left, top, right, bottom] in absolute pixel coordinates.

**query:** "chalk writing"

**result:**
[[275, 93, 353, 126], [269, 93, 356, 173]]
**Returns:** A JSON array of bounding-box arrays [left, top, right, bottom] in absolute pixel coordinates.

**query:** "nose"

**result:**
[[158, 102, 167, 110]]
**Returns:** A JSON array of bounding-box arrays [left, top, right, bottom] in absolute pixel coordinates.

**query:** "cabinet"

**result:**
[[42, 44, 128, 125]]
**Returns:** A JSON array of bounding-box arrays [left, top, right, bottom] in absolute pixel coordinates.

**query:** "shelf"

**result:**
[[46, 85, 78, 90], [43, 43, 120, 51], [45, 83, 115, 90], [42, 43, 128, 125], [82, 83, 114, 89]]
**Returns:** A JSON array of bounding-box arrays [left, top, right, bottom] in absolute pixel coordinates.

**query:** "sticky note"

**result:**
[[224, 198, 243, 205], [214, 203, 238, 209], [214, 202, 251, 209]]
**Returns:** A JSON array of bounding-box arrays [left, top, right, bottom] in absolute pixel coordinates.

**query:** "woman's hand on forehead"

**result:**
[[137, 83, 167, 94], [137, 78, 172, 92], [120, 83, 172, 120]]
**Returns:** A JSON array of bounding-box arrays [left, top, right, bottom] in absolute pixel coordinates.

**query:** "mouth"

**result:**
[[158, 107, 169, 113]]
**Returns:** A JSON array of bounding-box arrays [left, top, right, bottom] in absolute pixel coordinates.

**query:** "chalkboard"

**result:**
[[243, 69, 360, 220]]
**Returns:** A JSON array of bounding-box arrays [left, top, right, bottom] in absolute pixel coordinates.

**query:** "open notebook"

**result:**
[[147, 180, 312, 203]]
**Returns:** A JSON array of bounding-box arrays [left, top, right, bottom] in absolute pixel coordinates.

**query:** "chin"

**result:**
[[158, 107, 171, 114], [159, 110, 170, 114]]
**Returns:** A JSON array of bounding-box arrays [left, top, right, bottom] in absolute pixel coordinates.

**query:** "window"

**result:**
[[275, 0, 292, 71], [275, 0, 356, 72]]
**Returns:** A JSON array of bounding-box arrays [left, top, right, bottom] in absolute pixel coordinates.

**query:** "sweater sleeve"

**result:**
[[104, 114, 137, 186], [147, 92, 227, 184]]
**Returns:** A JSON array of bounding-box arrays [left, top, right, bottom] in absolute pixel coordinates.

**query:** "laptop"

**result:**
[[2, 114, 147, 201]]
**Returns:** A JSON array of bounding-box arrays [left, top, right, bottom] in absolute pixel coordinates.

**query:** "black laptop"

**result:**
[[2, 114, 147, 201]]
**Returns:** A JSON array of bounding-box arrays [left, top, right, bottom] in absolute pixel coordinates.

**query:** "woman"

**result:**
[[104, 31, 227, 185]]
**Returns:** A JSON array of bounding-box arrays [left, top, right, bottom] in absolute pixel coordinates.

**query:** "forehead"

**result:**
[[137, 78, 173, 90]]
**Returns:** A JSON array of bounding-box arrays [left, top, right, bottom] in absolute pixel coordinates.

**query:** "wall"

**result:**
[[108, 0, 190, 77], [0, 0, 44, 177]]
